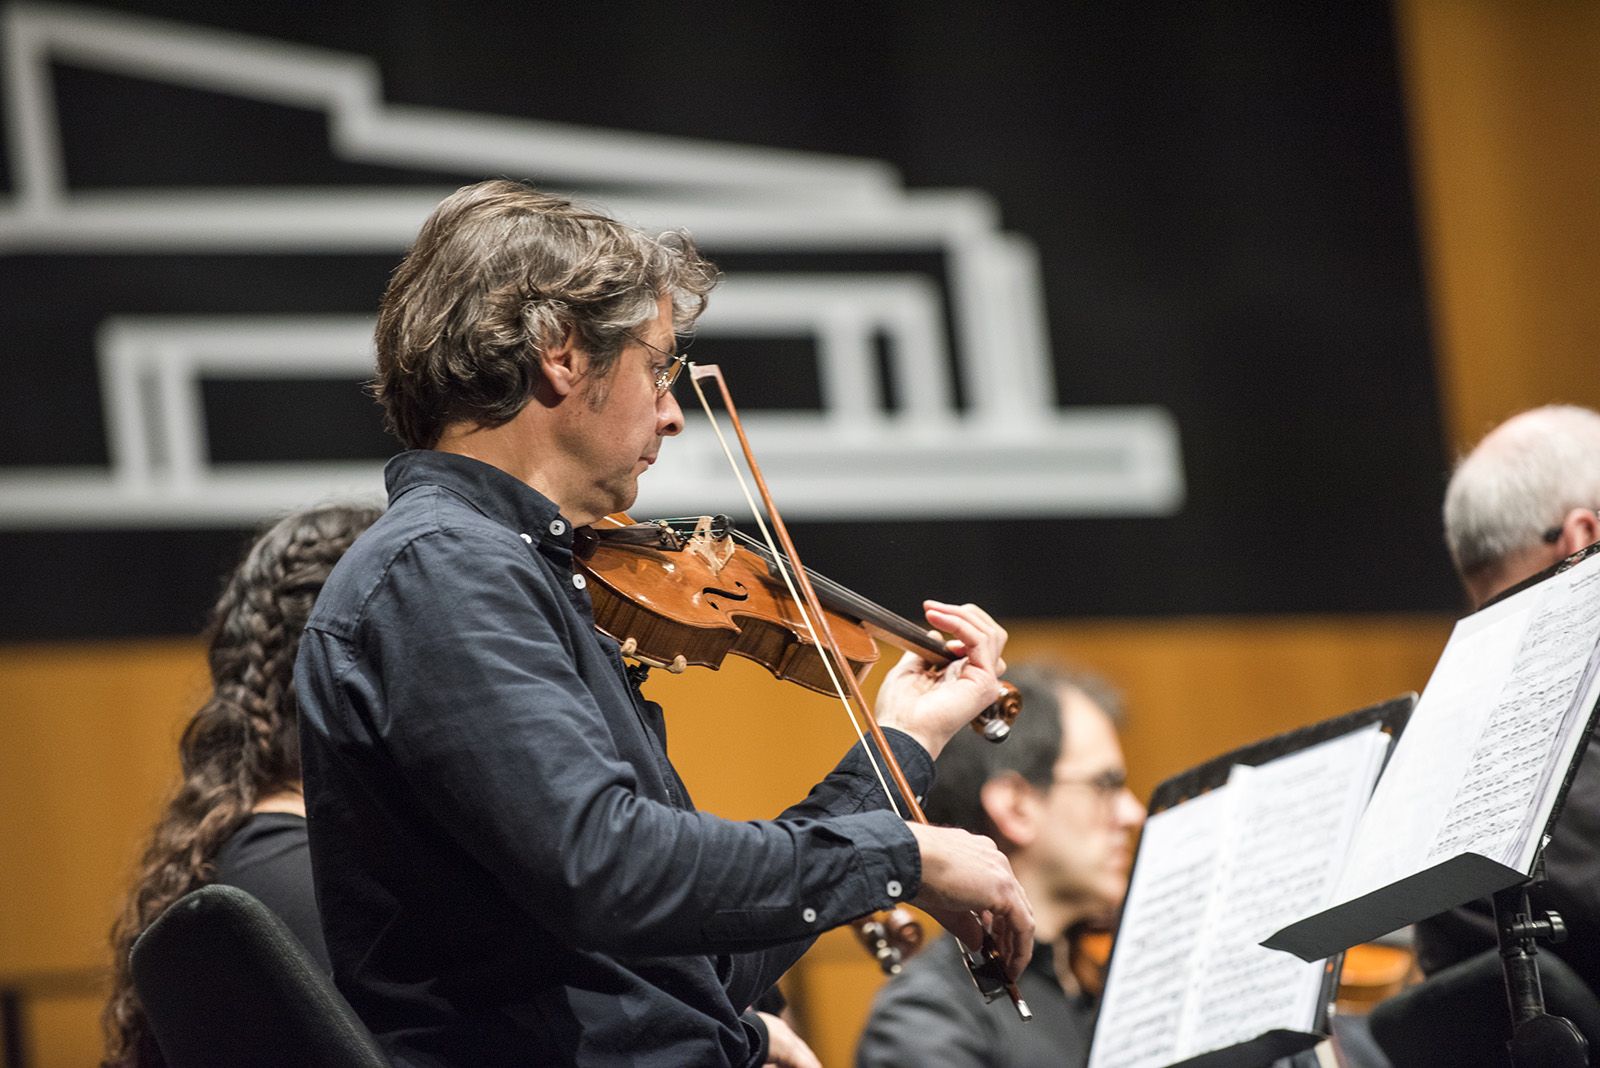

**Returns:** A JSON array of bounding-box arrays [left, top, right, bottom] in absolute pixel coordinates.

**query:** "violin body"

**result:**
[[579, 513, 1022, 741], [580, 514, 880, 693]]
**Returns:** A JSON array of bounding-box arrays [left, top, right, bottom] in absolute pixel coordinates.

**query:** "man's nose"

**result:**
[[658, 389, 684, 436], [1115, 788, 1146, 829]]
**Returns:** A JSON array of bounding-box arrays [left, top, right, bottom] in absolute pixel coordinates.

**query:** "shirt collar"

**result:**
[[384, 450, 569, 545]]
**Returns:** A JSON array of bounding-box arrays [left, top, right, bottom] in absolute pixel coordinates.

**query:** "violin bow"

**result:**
[[687, 363, 1032, 1021]]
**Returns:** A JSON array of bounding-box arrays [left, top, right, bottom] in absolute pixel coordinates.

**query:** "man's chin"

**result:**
[[612, 482, 640, 515]]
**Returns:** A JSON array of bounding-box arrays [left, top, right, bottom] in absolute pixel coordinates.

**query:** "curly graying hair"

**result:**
[[373, 179, 720, 449], [103, 502, 380, 1067], [1444, 405, 1600, 578]]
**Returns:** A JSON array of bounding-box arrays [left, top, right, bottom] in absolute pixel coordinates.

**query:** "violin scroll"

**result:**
[[852, 907, 926, 975], [974, 681, 1022, 742]]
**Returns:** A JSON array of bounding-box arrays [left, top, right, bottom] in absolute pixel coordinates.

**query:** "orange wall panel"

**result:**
[[1395, 0, 1600, 448]]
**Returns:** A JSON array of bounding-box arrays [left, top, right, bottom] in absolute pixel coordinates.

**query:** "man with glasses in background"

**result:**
[[857, 663, 1145, 1068]]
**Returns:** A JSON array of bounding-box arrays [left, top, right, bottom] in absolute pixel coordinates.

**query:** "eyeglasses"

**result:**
[[1051, 770, 1130, 802], [626, 331, 691, 396]]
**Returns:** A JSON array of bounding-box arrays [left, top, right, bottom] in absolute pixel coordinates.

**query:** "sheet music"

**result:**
[[1430, 565, 1600, 866], [1184, 727, 1388, 1053], [1334, 550, 1600, 904], [1089, 788, 1229, 1068], [1090, 726, 1389, 1068]]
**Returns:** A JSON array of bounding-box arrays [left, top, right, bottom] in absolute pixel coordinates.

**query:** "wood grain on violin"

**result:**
[[576, 513, 1022, 742]]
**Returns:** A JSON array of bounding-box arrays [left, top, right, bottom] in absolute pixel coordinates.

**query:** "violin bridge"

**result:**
[[686, 515, 736, 573]]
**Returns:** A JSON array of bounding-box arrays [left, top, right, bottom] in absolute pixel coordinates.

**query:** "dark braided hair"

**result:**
[[101, 502, 380, 1067]]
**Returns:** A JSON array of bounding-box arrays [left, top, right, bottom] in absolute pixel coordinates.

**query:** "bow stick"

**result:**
[[687, 363, 1032, 1021]]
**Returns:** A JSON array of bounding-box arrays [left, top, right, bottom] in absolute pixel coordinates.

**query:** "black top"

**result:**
[[296, 450, 932, 1068], [1415, 727, 1600, 994], [213, 811, 331, 973], [856, 935, 1097, 1068]]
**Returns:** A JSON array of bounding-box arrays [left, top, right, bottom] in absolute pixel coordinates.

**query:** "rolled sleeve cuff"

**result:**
[[844, 808, 923, 911], [740, 1010, 769, 1067]]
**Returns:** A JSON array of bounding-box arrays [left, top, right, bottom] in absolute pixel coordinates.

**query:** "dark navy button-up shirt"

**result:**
[[296, 450, 931, 1067]]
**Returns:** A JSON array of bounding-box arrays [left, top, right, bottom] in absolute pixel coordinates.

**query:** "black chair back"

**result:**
[[130, 884, 389, 1068], [1370, 949, 1600, 1067]]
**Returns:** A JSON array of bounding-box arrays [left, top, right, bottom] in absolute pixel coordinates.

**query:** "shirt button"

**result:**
[[801, 907, 818, 924], [886, 880, 903, 899], [572, 573, 587, 590], [519, 533, 533, 544], [549, 519, 567, 536]]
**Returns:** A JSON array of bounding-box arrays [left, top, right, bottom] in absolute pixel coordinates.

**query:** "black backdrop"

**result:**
[[0, 0, 1459, 640]]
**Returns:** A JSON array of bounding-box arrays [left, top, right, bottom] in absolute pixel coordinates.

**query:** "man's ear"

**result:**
[[538, 326, 587, 399], [1558, 507, 1600, 558], [979, 773, 1039, 851]]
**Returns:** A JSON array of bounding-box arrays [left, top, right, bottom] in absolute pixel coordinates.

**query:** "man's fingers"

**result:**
[[925, 598, 1004, 634], [1004, 927, 1033, 982], [924, 600, 1007, 674], [886, 647, 928, 678], [984, 911, 1026, 982], [991, 886, 1034, 981], [758, 1011, 823, 1068], [945, 909, 986, 949]]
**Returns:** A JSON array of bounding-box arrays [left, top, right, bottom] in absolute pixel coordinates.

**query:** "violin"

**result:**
[[575, 513, 1022, 743], [573, 362, 1032, 1020]]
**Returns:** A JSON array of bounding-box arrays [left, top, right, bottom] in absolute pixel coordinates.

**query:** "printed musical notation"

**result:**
[[1429, 570, 1600, 864], [1088, 788, 1225, 1068], [1187, 734, 1385, 1053], [1089, 727, 1388, 1068], [1328, 554, 1600, 913], [1262, 551, 1600, 969]]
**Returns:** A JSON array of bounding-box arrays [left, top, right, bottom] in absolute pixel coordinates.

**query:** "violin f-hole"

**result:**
[[702, 581, 751, 609]]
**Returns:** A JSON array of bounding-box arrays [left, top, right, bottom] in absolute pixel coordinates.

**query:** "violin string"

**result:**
[[727, 531, 945, 657], [687, 368, 905, 821]]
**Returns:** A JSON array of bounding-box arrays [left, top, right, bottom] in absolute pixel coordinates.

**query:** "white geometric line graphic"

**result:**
[[0, 2, 1185, 527]]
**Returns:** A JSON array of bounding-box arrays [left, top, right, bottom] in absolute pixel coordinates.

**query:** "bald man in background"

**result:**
[[1415, 404, 1600, 990]]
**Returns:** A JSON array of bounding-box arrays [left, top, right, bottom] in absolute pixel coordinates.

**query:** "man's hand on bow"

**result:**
[[907, 822, 1034, 982]]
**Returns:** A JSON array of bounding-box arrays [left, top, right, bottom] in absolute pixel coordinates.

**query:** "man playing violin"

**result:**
[[294, 179, 1035, 1068]]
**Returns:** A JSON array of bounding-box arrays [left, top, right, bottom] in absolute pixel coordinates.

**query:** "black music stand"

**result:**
[[1273, 542, 1600, 1068], [1491, 853, 1588, 1066], [1088, 696, 1415, 1068]]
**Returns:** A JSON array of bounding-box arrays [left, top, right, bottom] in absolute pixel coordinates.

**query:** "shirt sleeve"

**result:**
[[783, 728, 936, 821], [722, 729, 935, 1009], [336, 526, 922, 958]]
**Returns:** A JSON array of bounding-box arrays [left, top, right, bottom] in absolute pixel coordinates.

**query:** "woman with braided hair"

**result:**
[[102, 501, 381, 1068]]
